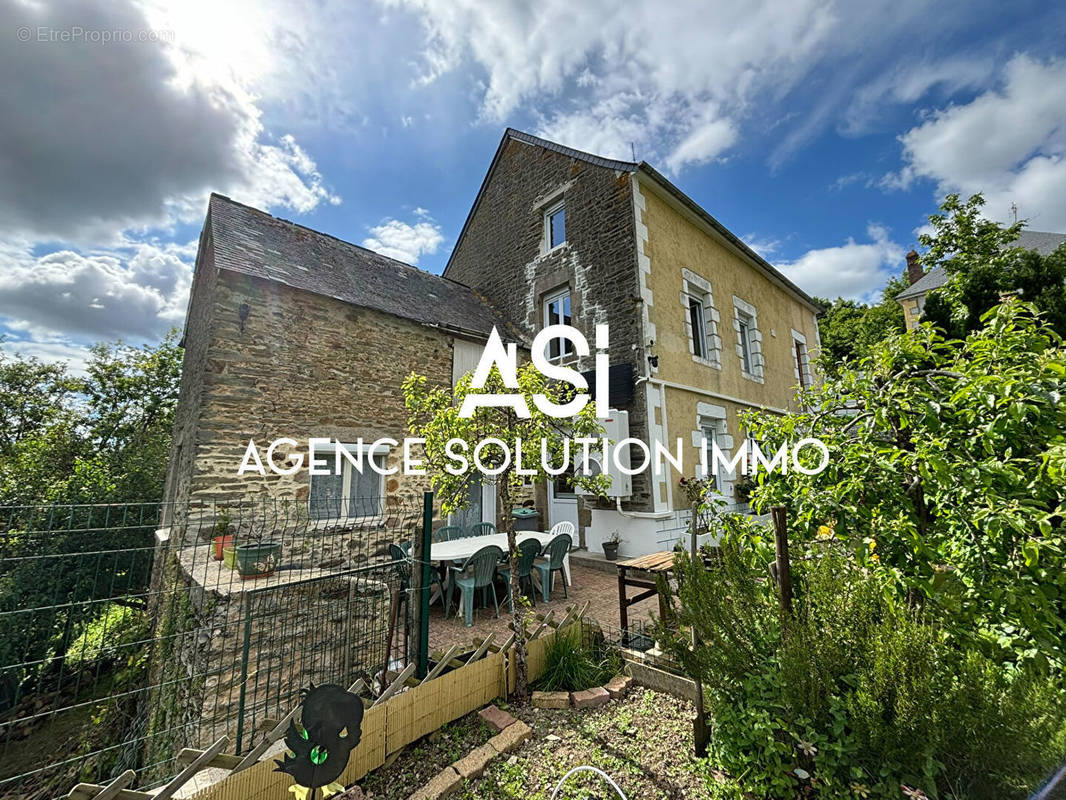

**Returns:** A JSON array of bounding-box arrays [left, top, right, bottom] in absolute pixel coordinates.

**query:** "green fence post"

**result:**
[[235, 593, 253, 752], [414, 492, 433, 679]]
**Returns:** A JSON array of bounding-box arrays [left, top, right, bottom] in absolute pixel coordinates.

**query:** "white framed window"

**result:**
[[687, 295, 708, 360], [692, 403, 733, 497], [543, 287, 573, 360], [791, 329, 812, 389], [308, 442, 388, 521], [738, 313, 754, 372], [545, 200, 566, 250], [680, 269, 722, 368], [700, 422, 723, 492], [732, 296, 764, 382]]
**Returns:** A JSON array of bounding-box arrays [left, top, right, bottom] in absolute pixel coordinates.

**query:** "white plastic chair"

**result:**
[[548, 520, 575, 538]]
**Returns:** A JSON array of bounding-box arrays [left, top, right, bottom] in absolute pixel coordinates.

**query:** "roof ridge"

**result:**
[[504, 128, 639, 172]]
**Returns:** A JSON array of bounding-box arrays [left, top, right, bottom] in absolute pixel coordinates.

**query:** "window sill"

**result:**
[[538, 242, 570, 259], [740, 372, 765, 384], [691, 355, 722, 370]]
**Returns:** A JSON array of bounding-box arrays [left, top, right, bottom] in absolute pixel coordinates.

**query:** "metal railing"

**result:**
[[0, 497, 418, 799]]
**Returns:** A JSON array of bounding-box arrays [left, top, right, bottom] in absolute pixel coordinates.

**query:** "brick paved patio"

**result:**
[[425, 563, 662, 655]]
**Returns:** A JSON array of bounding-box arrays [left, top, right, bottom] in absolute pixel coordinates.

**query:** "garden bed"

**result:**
[[356, 687, 732, 799]]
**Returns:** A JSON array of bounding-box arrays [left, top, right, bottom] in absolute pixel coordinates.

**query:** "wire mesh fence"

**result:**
[[0, 497, 421, 799]]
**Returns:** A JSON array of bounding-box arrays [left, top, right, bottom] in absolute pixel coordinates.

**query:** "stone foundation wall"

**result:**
[[151, 545, 394, 757]]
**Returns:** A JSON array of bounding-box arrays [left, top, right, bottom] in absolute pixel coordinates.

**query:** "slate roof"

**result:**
[[206, 194, 513, 339], [896, 229, 1066, 301]]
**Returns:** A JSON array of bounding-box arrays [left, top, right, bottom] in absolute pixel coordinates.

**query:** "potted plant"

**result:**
[[235, 523, 283, 580], [602, 530, 622, 561], [212, 508, 233, 561], [222, 544, 238, 570]]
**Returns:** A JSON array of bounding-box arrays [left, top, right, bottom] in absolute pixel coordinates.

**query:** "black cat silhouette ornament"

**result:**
[[275, 683, 364, 800]]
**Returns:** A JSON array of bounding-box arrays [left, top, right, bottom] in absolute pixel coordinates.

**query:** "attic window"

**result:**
[[545, 201, 566, 249]]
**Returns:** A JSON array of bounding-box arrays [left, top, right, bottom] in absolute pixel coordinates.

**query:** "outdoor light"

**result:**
[[647, 353, 659, 369], [238, 302, 250, 332]]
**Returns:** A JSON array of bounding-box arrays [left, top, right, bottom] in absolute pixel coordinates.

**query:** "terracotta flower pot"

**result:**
[[213, 533, 234, 561]]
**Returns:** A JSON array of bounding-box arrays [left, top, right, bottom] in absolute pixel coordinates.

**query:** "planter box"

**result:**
[[235, 542, 283, 579]]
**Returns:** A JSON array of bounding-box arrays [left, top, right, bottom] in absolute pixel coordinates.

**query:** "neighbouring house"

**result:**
[[896, 229, 1066, 330], [165, 129, 822, 558]]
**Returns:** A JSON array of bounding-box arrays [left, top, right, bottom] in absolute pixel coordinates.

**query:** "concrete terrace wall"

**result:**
[[446, 138, 654, 517]]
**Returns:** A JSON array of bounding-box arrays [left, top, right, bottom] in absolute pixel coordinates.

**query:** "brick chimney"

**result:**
[[906, 250, 923, 285]]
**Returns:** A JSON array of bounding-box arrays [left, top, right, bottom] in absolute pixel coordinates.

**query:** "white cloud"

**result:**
[[884, 55, 1066, 230], [742, 234, 782, 258], [842, 56, 994, 135], [384, 0, 838, 172], [778, 224, 904, 302], [0, 336, 95, 377], [362, 216, 444, 264], [0, 0, 339, 244], [0, 241, 193, 343]]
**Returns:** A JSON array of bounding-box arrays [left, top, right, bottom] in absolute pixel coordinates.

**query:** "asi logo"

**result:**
[[459, 325, 610, 420]]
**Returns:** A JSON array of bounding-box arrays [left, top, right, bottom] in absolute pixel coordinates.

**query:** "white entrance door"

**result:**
[[547, 470, 579, 533]]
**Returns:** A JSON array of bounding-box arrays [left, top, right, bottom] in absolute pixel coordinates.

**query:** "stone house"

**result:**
[[163, 193, 517, 534], [446, 130, 820, 556], [166, 129, 823, 557]]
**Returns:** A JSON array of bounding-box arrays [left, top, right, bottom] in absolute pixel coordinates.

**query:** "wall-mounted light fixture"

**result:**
[[238, 302, 250, 332], [647, 353, 659, 370]]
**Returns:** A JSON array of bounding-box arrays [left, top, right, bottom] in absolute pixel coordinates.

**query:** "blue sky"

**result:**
[[2, 0, 1065, 370]]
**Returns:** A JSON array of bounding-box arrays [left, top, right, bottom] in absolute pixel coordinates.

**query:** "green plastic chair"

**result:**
[[446, 545, 504, 627], [433, 525, 463, 543], [533, 533, 571, 602], [469, 522, 497, 537], [498, 538, 541, 611]]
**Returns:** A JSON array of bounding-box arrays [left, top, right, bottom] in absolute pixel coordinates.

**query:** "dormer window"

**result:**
[[545, 200, 566, 249]]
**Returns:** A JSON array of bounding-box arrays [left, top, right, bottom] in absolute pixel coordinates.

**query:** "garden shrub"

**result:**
[[658, 524, 1066, 800], [535, 628, 621, 693]]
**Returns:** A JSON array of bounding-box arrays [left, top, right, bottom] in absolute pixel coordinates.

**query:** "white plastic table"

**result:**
[[429, 530, 572, 585]]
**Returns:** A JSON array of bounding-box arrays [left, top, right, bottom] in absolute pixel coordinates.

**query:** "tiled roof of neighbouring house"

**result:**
[[896, 229, 1066, 301], [206, 194, 515, 339]]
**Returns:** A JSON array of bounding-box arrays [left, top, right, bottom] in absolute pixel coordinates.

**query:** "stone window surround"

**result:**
[[791, 328, 812, 388], [308, 440, 389, 522], [690, 402, 735, 498], [680, 269, 722, 369], [731, 295, 765, 384]]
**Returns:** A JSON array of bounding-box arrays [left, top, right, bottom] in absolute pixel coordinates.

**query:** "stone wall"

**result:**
[[446, 137, 654, 514], [151, 547, 392, 756], [166, 265, 460, 533]]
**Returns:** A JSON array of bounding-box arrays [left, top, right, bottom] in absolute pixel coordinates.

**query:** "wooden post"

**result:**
[[690, 501, 709, 757], [771, 505, 792, 618]]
